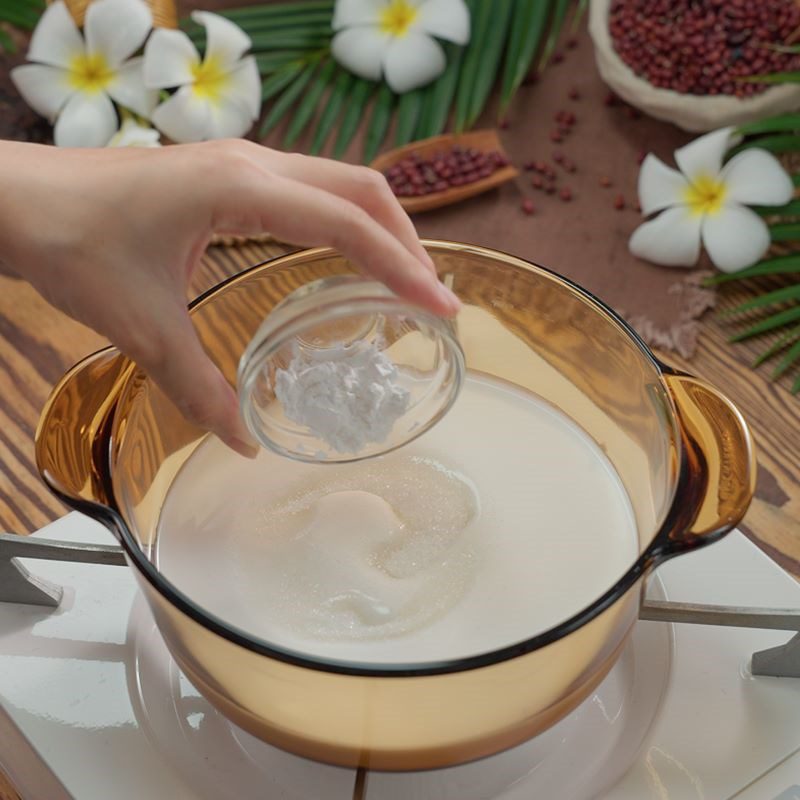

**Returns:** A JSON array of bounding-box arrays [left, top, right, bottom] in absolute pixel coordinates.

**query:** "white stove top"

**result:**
[[0, 513, 798, 800]]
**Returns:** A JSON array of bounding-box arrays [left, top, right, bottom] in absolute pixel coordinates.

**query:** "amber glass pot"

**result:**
[[36, 242, 755, 771]]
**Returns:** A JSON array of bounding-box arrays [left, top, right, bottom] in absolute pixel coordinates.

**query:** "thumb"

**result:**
[[130, 308, 258, 459]]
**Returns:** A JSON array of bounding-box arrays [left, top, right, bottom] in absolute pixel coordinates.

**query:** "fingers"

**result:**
[[124, 307, 258, 459], [254, 151, 437, 277], [212, 165, 461, 316]]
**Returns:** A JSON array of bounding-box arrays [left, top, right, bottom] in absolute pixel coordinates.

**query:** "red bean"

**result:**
[[521, 199, 535, 215]]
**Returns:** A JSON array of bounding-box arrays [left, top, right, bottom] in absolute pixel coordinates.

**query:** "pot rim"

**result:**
[[71, 241, 719, 677]]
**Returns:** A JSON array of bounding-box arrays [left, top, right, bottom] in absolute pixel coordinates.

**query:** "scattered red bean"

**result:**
[[609, 0, 800, 97], [568, 88, 581, 100], [531, 175, 544, 189], [604, 91, 618, 107], [499, 117, 510, 130], [553, 51, 565, 64], [560, 187, 573, 202], [600, 175, 612, 188], [566, 37, 579, 50], [545, 184, 556, 195], [550, 131, 563, 143], [383, 146, 509, 198], [521, 198, 536, 215], [562, 158, 577, 173], [552, 151, 565, 164], [614, 194, 625, 210], [523, 160, 536, 171], [534, 160, 547, 173]]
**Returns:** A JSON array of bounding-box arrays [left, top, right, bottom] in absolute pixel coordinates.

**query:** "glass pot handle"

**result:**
[[35, 347, 130, 511], [660, 370, 756, 552]]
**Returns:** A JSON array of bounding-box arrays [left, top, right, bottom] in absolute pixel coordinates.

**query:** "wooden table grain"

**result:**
[[0, 242, 798, 800]]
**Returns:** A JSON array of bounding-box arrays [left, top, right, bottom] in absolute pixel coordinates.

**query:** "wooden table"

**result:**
[[1, 241, 799, 800]]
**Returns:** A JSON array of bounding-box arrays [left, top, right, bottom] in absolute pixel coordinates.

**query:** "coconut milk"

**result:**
[[156, 374, 639, 663]]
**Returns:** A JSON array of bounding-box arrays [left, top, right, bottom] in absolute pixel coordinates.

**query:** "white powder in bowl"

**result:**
[[274, 341, 411, 454]]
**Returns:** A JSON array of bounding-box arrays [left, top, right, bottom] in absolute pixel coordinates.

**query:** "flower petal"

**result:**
[[417, 0, 470, 44], [331, 27, 388, 82], [54, 91, 118, 147], [152, 87, 211, 142], [629, 206, 702, 268], [11, 64, 74, 121], [84, 0, 152, 66], [107, 117, 161, 147], [720, 148, 794, 207], [144, 28, 199, 88], [107, 57, 158, 118], [701, 204, 770, 273], [27, 1, 85, 70], [674, 127, 740, 182], [384, 30, 445, 92], [332, 0, 381, 30], [223, 55, 261, 120], [638, 154, 691, 216], [191, 10, 251, 69]]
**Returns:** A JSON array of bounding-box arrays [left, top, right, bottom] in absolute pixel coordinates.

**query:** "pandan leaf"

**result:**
[[722, 283, 800, 316], [737, 113, 800, 136], [772, 336, 800, 378], [363, 84, 396, 164], [260, 60, 318, 137], [415, 42, 464, 139], [309, 68, 353, 155], [571, 0, 589, 31], [0, 0, 43, 29], [753, 324, 800, 366], [770, 222, 800, 241], [791, 373, 800, 393], [394, 90, 423, 147], [453, 0, 491, 132], [248, 32, 331, 51], [728, 134, 800, 157], [283, 58, 336, 148], [730, 306, 800, 342], [260, 60, 305, 102], [752, 199, 800, 217], [465, 0, 514, 128], [333, 79, 376, 160], [500, 0, 552, 114], [706, 254, 800, 284], [539, 0, 572, 70], [204, 2, 334, 24]]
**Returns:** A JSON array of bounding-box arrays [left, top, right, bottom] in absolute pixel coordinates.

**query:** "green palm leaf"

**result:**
[[364, 84, 396, 163], [752, 198, 800, 217], [453, 0, 491, 132], [309, 68, 353, 155], [500, 0, 552, 114], [415, 42, 464, 139], [706, 254, 800, 284], [260, 60, 318, 137], [394, 90, 423, 147], [737, 113, 800, 136], [753, 324, 800, 367], [770, 222, 800, 241], [333, 79, 376, 159], [722, 283, 800, 316], [728, 134, 800, 157], [772, 336, 800, 378], [730, 306, 800, 342], [283, 57, 336, 148], [260, 60, 307, 102]]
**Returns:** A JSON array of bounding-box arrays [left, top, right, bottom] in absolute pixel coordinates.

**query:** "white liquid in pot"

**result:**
[[156, 375, 639, 663]]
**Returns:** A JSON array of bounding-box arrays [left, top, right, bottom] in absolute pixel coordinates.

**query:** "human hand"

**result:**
[[0, 139, 459, 456]]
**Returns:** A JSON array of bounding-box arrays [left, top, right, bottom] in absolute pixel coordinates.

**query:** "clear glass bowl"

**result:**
[[237, 275, 464, 463]]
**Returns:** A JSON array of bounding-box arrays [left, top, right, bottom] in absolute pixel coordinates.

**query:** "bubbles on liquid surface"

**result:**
[[234, 454, 480, 643]]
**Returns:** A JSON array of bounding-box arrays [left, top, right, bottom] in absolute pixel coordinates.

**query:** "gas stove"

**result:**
[[1, 513, 798, 799]]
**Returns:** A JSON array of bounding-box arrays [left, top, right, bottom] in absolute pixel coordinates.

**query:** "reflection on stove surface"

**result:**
[[125, 581, 671, 800]]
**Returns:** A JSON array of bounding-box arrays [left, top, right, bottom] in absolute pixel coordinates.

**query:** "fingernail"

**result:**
[[436, 281, 462, 315], [228, 436, 260, 459]]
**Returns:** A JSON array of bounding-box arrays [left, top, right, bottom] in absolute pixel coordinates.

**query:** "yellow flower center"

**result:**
[[191, 56, 229, 102], [379, 0, 418, 37], [684, 173, 727, 217], [68, 52, 114, 93]]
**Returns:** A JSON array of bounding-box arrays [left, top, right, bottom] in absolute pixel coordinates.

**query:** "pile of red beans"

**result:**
[[609, 0, 800, 97], [382, 147, 510, 198]]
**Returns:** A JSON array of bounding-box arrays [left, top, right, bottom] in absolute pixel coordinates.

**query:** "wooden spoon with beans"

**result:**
[[370, 129, 518, 215]]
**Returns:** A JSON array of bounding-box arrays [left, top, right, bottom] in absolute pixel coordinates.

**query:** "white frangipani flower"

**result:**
[[143, 11, 261, 142], [11, 0, 156, 147], [630, 127, 794, 273], [107, 116, 161, 147], [331, 0, 470, 93]]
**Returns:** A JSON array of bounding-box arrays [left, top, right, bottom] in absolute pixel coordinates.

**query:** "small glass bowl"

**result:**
[[236, 275, 464, 463]]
